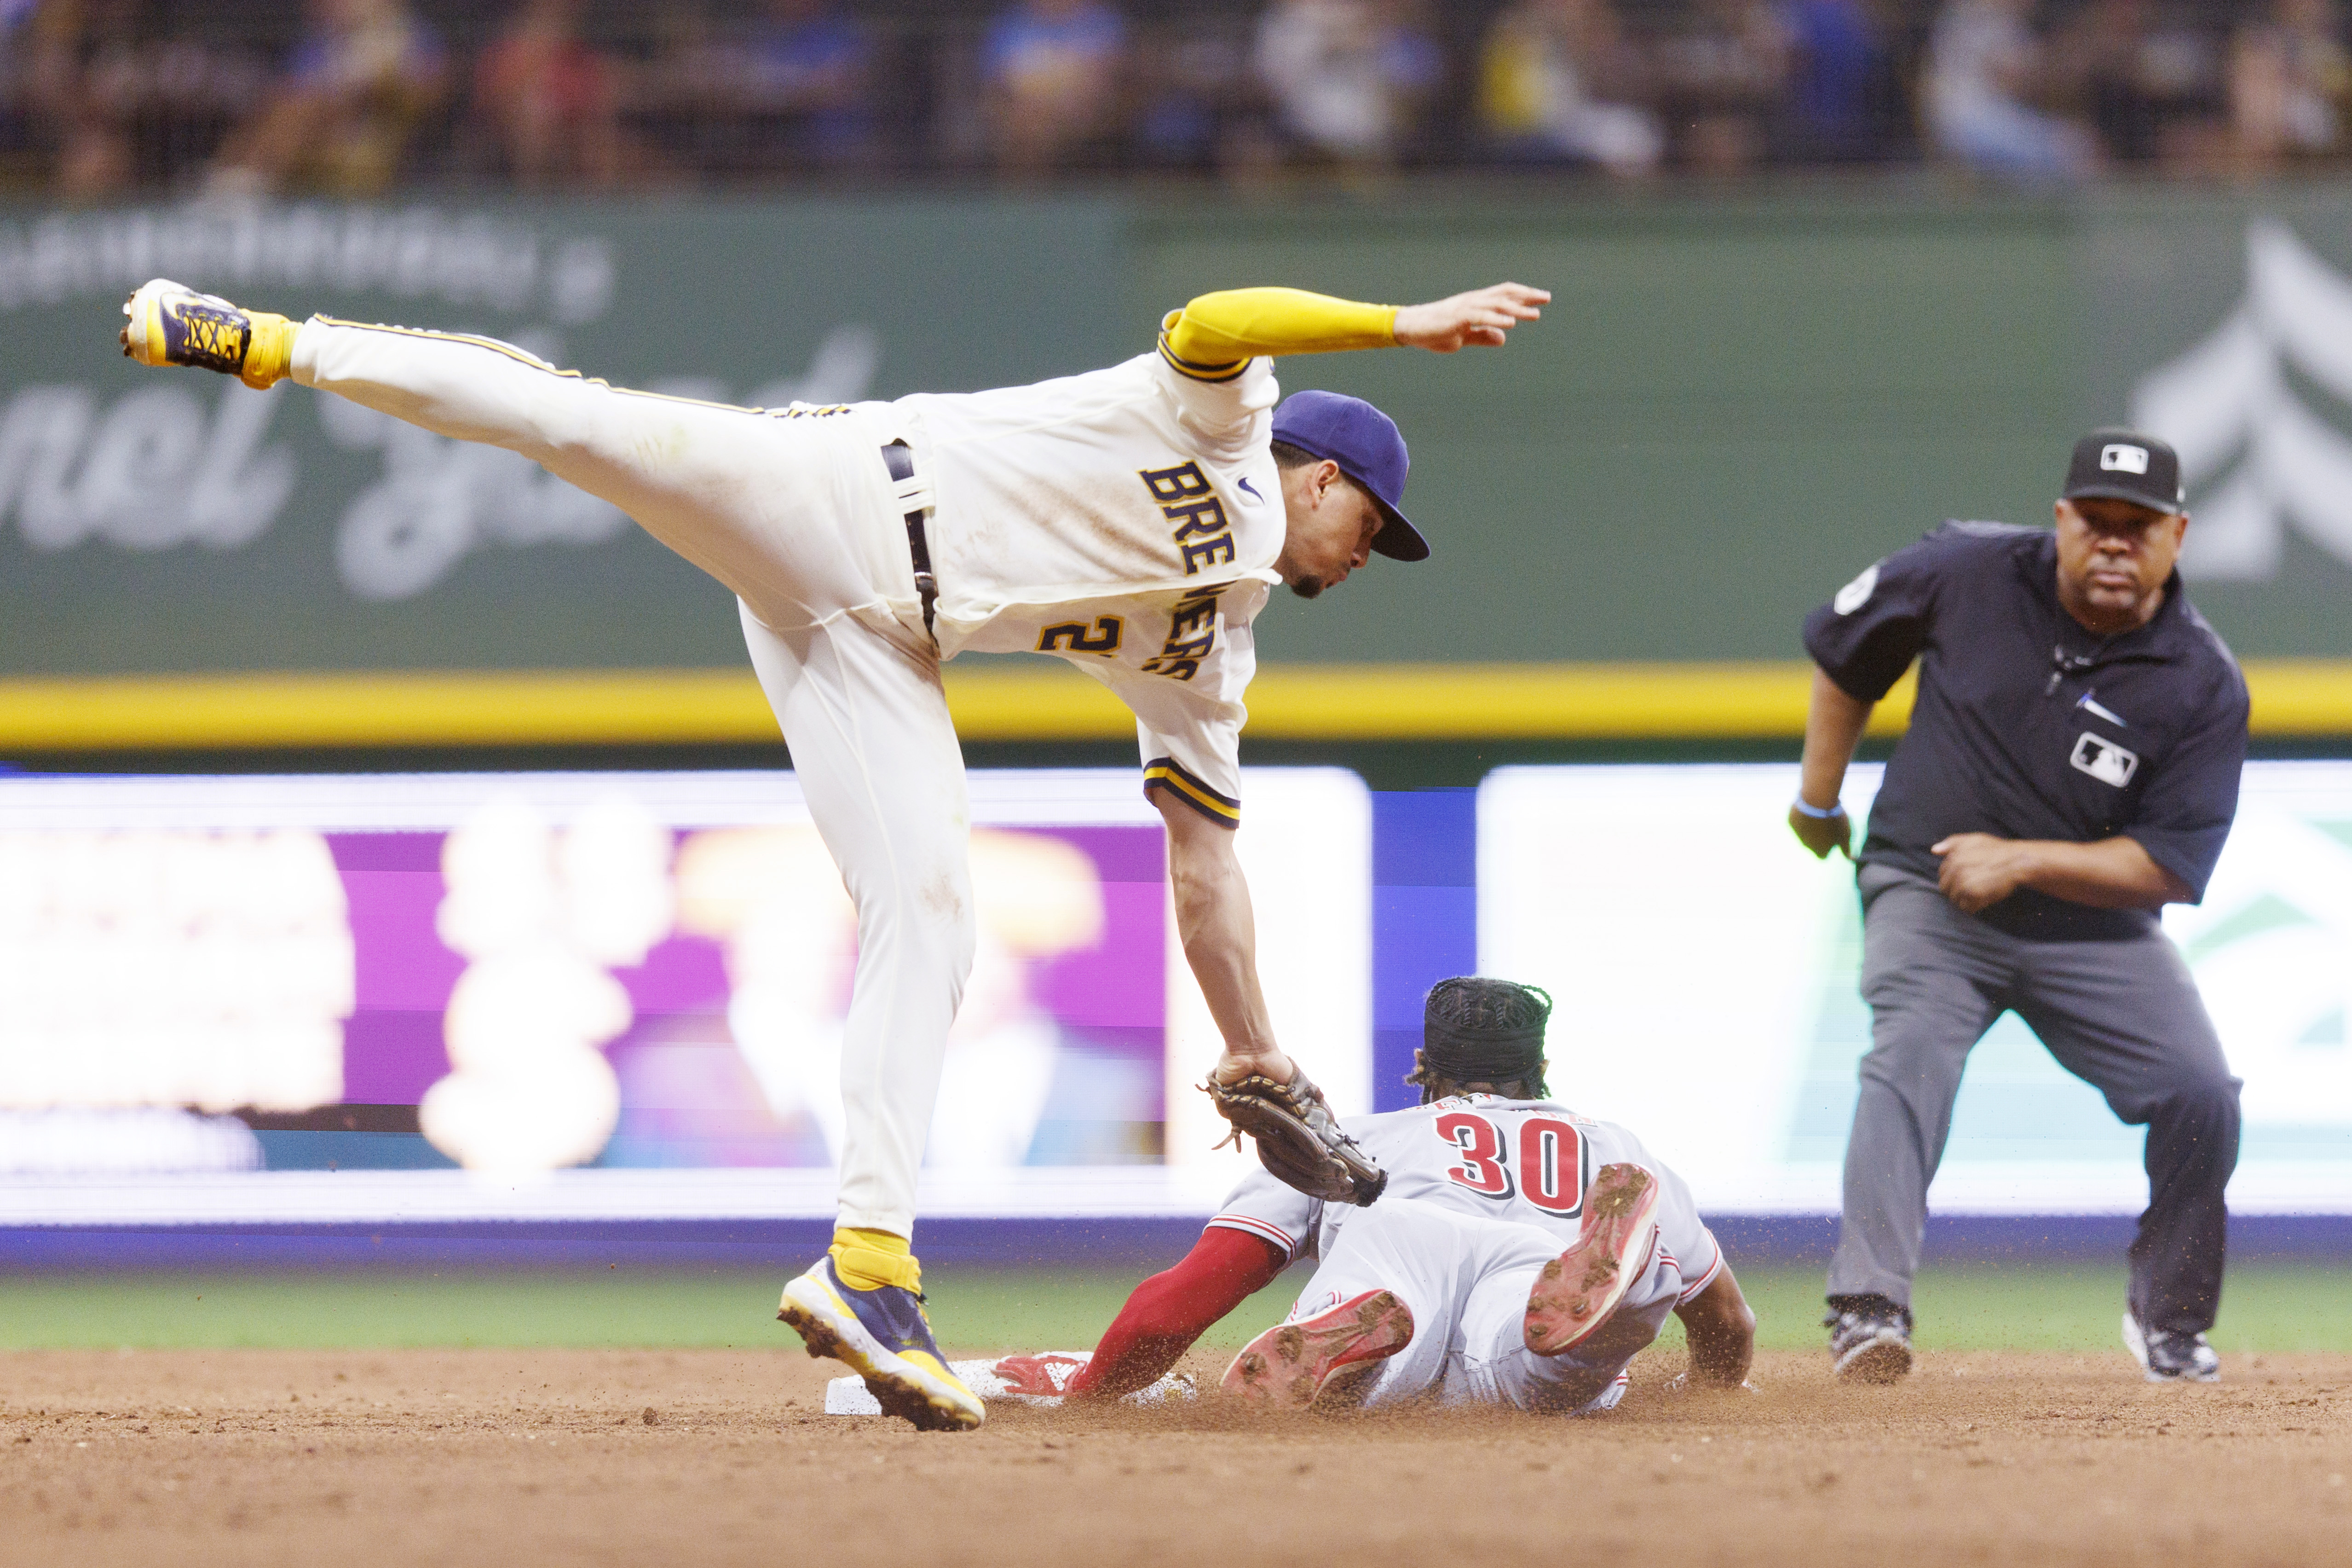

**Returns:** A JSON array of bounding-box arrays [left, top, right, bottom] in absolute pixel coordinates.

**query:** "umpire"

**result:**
[[1791, 430, 2248, 1385]]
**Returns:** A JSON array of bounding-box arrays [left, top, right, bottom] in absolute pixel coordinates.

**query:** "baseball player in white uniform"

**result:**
[[1065, 977, 1758, 1413], [117, 272, 1547, 1432]]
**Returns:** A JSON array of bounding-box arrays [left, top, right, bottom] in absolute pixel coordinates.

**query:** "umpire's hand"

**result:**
[[1788, 801, 1852, 859], [1931, 832, 2030, 913]]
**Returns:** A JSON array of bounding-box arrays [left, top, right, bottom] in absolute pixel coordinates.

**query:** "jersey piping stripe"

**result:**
[[1154, 333, 1250, 383], [610, 386, 773, 414], [312, 316, 772, 415], [1206, 1215, 1297, 1258], [1143, 755, 1241, 827], [312, 316, 587, 378], [1675, 1234, 1725, 1304]]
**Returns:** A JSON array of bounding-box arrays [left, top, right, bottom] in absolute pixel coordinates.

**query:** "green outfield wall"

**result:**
[[4, 187, 2349, 741]]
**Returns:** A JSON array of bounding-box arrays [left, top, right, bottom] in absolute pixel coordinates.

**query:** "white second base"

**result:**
[[823, 1351, 1195, 1414]]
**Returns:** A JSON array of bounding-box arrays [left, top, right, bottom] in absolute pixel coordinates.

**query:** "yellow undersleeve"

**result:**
[[1160, 287, 1398, 370]]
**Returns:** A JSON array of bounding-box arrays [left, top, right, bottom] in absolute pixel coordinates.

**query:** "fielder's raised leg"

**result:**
[[119, 271, 1546, 1431]]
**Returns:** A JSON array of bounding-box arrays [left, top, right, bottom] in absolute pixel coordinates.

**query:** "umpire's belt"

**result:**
[[881, 440, 938, 642]]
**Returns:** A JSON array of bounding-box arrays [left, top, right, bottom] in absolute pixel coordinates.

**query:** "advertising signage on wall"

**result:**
[[0, 198, 1130, 677], [2092, 195, 2352, 659], [1479, 761, 2352, 1218], [0, 767, 1371, 1219], [3, 191, 2351, 703], [3, 760, 2343, 1223]]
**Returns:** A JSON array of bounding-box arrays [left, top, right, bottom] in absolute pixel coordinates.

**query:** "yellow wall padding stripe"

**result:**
[[1241, 663, 1922, 739], [0, 670, 775, 749], [0, 660, 2345, 749]]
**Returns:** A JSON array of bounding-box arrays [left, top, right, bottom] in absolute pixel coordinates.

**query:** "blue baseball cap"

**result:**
[[1270, 390, 1429, 562]]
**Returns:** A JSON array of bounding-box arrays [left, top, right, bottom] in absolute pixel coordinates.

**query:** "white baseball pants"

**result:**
[[1288, 1195, 1686, 1414], [294, 319, 974, 1237]]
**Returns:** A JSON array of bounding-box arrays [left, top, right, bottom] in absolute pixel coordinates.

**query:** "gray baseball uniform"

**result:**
[[1211, 1095, 1724, 1413], [1804, 520, 2247, 1336]]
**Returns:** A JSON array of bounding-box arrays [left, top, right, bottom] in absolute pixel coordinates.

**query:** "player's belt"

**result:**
[[881, 440, 938, 642]]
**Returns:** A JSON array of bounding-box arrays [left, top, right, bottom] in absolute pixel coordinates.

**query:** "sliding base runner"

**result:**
[[119, 271, 1547, 1430], [1065, 978, 1759, 1414]]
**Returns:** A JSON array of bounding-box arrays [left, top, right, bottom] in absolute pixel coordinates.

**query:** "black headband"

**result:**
[[1421, 1017, 1545, 1082]]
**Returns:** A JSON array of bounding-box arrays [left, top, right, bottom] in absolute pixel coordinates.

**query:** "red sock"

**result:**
[[1068, 1227, 1287, 1400]]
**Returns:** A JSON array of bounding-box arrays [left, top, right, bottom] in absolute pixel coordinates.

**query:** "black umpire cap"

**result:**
[[2063, 428, 2185, 513]]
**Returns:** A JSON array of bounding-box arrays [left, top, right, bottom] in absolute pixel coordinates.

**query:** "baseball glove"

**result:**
[[1203, 1066, 1387, 1206]]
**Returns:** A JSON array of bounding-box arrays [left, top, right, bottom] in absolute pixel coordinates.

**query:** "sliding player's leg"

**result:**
[[746, 604, 986, 1433], [1222, 1196, 1492, 1410], [1463, 1260, 1675, 1415], [1464, 1192, 1679, 1416]]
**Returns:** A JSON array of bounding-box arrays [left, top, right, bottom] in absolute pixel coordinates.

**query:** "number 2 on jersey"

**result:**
[[1433, 1111, 1588, 1217]]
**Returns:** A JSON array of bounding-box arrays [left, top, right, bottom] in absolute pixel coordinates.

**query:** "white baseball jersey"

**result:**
[[280, 308, 1288, 1236], [880, 346, 1286, 824], [1210, 1094, 1726, 1306]]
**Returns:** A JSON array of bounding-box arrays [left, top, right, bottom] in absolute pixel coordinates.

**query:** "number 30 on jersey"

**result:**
[[1434, 1111, 1589, 1216]]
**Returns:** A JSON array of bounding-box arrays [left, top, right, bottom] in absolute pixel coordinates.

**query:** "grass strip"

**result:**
[[2, 1263, 2346, 1354]]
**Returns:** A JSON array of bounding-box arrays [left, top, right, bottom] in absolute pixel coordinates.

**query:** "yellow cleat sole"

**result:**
[[120, 280, 175, 368], [777, 1280, 984, 1433]]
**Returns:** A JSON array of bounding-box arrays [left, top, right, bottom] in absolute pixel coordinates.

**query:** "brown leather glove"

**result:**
[[1202, 1067, 1387, 1206]]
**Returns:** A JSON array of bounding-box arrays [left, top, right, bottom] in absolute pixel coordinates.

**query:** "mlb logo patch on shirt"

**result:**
[[1833, 562, 1879, 615], [2070, 731, 2140, 788]]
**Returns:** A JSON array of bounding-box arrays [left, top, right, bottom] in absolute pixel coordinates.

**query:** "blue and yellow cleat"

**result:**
[[119, 277, 296, 390], [779, 1257, 985, 1432]]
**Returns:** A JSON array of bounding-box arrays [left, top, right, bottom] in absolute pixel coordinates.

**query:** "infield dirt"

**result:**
[[2, 1346, 2345, 1567]]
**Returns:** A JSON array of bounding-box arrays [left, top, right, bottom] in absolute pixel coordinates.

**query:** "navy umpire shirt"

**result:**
[[1803, 521, 2249, 941]]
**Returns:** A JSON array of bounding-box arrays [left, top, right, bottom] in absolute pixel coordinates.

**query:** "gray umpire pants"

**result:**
[[1827, 868, 2242, 1336]]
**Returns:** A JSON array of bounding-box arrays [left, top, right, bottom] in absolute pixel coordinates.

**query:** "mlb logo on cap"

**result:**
[[2063, 427, 2183, 512]]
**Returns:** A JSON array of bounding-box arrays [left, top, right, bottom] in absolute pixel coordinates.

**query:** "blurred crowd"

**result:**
[[0, 0, 2342, 199]]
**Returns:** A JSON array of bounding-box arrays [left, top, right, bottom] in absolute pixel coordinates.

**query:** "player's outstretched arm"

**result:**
[[1159, 282, 1546, 373], [1156, 790, 1384, 1203], [1155, 792, 1283, 1077], [1674, 1267, 1757, 1388], [1066, 1227, 1287, 1401]]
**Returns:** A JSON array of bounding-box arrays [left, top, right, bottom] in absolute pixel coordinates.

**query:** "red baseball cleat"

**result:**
[[1524, 1161, 1661, 1356], [1221, 1290, 1415, 1409]]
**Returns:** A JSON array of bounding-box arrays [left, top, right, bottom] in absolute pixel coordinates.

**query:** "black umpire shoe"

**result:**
[[1825, 1294, 1914, 1384], [2122, 1311, 2221, 1383]]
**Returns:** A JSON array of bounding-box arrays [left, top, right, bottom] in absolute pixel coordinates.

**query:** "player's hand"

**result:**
[[1788, 801, 1852, 860], [1663, 1372, 1759, 1396], [1392, 282, 1549, 352], [1212, 1045, 1297, 1089], [1932, 832, 2032, 913]]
